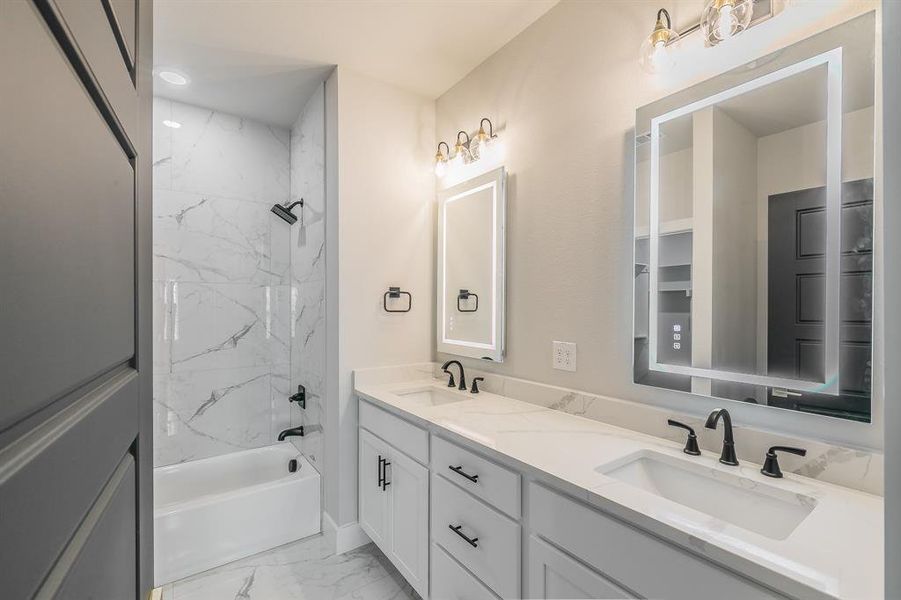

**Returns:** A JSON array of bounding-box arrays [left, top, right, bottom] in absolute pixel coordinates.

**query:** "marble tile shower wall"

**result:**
[[152, 97, 298, 466], [286, 85, 326, 470]]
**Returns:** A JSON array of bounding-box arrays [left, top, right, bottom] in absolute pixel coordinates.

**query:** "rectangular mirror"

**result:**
[[634, 13, 875, 422], [437, 166, 506, 361]]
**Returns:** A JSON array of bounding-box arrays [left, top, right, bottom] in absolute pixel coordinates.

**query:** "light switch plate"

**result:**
[[552, 341, 577, 372]]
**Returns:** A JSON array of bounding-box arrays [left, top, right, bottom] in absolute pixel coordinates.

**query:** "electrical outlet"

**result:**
[[552, 341, 577, 372]]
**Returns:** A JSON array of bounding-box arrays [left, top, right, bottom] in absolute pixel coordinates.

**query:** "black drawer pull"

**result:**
[[449, 465, 479, 483], [382, 460, 391, 490], [449, 524, 479, 548], [377, 455, 384, 488]]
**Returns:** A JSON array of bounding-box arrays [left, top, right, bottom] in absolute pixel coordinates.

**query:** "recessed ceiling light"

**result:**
[[162, 120, 182, 129], [158, 70, 189, 86]]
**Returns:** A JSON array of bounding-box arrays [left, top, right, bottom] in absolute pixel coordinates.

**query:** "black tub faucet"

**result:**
[[441, 360, 466, 391], [277, 426, 304, 441], [705, 408, 738, 466]]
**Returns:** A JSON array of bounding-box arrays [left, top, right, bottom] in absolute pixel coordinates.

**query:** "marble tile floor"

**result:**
[[161, 534, 418, 600]]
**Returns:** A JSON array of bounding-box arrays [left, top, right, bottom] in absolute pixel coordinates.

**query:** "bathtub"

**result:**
[[153, 443, 320, 585]]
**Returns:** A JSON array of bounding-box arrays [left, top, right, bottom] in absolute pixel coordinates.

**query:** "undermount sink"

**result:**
[[393, 387, 466, 407], [597, 450, 817, 540]]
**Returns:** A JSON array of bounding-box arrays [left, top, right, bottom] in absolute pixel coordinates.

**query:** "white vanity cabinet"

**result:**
[[358, 406, 429, 599], [357, 397, 801, 600]]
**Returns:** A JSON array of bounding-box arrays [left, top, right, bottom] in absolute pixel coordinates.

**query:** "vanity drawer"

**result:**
[[432, 474, 520, 599], [432, 436, 521, 518], [528, 483, 787, 600], [359, 399, 428, 464], [431, 543, 500, 600]]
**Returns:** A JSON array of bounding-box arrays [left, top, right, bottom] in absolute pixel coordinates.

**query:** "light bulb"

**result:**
[[717, 4, 735, 40], [434, 159, 446, 177], [638, 9, 678, 74], [651, 40, 667, 69]]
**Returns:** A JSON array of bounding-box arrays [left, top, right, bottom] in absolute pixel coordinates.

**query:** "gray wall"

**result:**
[[883, 0, 900, 594]]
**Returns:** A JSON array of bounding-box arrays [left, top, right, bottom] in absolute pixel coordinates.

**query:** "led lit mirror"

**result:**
[[437, 166, 506, 361], [634, 13, 875, 422]]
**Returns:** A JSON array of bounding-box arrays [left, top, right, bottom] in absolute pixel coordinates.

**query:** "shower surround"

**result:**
[[152, 91, 326, 468]]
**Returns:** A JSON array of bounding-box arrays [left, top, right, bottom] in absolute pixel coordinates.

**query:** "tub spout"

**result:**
[[277, 426, 304, 441]]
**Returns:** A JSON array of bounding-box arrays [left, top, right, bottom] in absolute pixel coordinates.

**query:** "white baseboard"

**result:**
[[322, 511, 371, 554]]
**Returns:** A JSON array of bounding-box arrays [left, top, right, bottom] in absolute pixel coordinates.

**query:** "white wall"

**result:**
[[327, 67, 435, 528], [435, 0, 882, 450]]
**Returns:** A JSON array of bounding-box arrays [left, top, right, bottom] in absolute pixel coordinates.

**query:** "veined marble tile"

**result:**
[[169, 282, 285, 373], [153, 366, 272, 466], [153, 189, 271, 285], [153, 280, 172, 372], [165, 535, 414, 600], [153, 97, 173, 190], [290, 219, 325, 284], [169, 101, 290, 205], [291, 279, 325, 395]]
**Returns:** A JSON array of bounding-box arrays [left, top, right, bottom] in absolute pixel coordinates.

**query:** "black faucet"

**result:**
[[705, 408, 738, 466], [277, 426, 304, 441], [441, 360, 466, 391]]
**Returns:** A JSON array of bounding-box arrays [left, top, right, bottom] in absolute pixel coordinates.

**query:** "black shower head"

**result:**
[[271, 199, 303, 225]]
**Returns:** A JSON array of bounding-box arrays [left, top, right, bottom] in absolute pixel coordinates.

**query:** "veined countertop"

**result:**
[[355, 377, 883, 600]]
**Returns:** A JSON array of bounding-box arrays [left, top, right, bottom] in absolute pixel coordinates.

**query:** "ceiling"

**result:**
[[153, 0, 559, 127]]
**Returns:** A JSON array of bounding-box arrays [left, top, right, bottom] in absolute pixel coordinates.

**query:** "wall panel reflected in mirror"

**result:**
[[634, 13, 875, 422], [437, 166, 506, 361]]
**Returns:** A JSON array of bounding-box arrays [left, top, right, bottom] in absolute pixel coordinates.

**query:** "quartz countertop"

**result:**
[[355, 378, 883, 600]]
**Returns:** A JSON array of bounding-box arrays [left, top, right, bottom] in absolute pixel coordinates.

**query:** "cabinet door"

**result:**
[[528, 537, 636, 600], [359, 429, 390, 550], [387, 447, 429, 599]]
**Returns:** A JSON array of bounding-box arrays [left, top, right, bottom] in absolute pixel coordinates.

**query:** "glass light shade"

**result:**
[[639, 28, 679, 74], [434, 158, 447, 177], [701, 0, 753, 46]]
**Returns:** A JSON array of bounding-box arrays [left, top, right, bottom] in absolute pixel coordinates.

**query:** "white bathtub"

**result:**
[[153, 443, 320, 585]]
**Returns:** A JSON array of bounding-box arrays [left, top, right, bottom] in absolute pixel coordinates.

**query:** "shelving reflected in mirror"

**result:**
[[634, 13, 875, 422]]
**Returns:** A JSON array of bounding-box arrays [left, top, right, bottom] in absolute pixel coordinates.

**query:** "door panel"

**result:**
[[387, 448, 429, 599], [358, 429, 390, 549], [55, 0, 138, 140], [0, 0, 151, 597], [0, 370, 138, 599], [39, 456, 137, 600], [0, 0, 135, 430], [527, 536, 636, 600], [767, 180, 873, 420]]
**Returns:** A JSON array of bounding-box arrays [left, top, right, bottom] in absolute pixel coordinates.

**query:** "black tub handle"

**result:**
[[448, 465, 479, 483], [449, 524, 479, 548]]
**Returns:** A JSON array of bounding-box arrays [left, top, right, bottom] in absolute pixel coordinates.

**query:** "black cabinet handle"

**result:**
[[382, 460, 391, 490], [449, 524, 479, 548], [448, 465, 479, 483], [377, 455, 384, 488]]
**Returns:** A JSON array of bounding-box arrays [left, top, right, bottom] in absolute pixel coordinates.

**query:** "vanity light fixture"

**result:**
[[640, 1, 768, 73], [450, 130, 472, 170], [701, 0, 753, 45], [473, 118, 498, 160], [639, 8, 680, 74], [434, 141, 450, 177]]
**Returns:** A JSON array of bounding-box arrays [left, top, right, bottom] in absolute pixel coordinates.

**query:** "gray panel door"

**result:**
[[767, 180, 873, 421], [0, 0, 153, 598]]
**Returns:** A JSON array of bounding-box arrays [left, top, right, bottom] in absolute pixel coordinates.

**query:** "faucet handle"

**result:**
[[761, 446, 807, 478], [443, 369, 456, 388], [470, 377, 484, 394], [667, 419, 701, 456]]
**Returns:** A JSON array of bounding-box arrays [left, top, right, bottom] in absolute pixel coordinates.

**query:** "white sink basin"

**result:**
[[393, 387, 466, 407], [597, 450, 817, 540]]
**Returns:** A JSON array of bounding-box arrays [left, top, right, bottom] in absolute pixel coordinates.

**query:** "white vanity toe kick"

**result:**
[[354, 380, 883, 600]]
